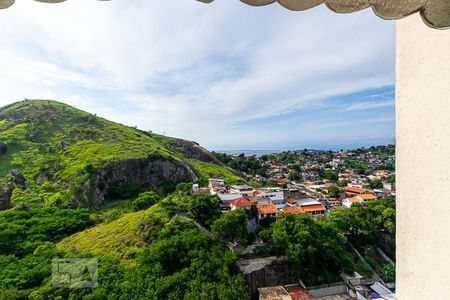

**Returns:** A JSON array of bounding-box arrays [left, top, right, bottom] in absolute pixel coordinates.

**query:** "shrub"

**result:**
[[132, 191, 160, 211]]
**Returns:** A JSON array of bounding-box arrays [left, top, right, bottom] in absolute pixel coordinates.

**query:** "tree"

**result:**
[[288, 171, 301, 181], [337, 179, 351, 187], [327, 186, 341, 198], [212, 209, 248, 243], [180, 194, 222, 227], [387, 175, 395, 184], [328, 199, 396, 247], [381, 264, 395, 283], [175, 182, 193, 193], [369, 179, 384, 189], [132, 191, 160, 211], [272, 214, 354, 285]]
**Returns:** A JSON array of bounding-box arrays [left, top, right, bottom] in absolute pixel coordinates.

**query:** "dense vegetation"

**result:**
[[273, 214, 355, 285], [329, 199, 396, 256], [0, 193, 248, 299]]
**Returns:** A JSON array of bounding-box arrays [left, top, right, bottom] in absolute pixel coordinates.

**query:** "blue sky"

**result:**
[[0, 0, 395, 150]]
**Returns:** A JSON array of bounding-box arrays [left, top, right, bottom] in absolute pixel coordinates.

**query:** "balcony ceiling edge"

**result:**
[[0, 0, 448, 29]]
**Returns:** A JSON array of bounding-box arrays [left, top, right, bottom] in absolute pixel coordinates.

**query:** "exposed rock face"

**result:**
[[239, 256, 297, 299], [0, 186, 13, 211], [0, 142, 7, 155], [178, 139, 221, 164], [11, 171, 27, 190], [174, 139, 246, 178], [81, 156, 199, 206]]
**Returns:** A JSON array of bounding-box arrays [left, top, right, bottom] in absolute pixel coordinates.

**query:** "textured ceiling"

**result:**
[[0, 0, 449, 29]]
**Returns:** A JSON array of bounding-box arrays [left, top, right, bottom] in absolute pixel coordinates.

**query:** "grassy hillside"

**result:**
[[0, 100, 242, 209], [58, 204, 165, 259]]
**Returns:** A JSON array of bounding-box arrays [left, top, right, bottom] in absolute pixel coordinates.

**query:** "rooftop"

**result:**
[[302, 204, 326, 213], [343, 187, 366, 194], [357, 194, 377, 200], [284, 285, 315, 300], [257, 204, 278, 215], [230, 198, 256, 207], [286, 198, 298, 204], [282, 206, 305, 214], [346, 197, 363, 203], [257, 286, 291, 300], [297, 198, 321, 207], [230, 184, 254, 190]]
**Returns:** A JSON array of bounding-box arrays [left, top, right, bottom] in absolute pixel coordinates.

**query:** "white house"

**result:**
[[342, 197, 363, 208], [229, 185, 254, 197]]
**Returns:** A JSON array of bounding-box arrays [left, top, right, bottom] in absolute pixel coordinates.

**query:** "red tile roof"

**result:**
[[230, 198, 256, 207], [344, 187, 366, 194], [284, 285, 314, 300], [285, 198, 297, 204], [347, 197, 363, 203], [282, 206, 305, 214], [301, 204, 326, 213], [257, 204, 278, 215], [357, 193, 377, 200]]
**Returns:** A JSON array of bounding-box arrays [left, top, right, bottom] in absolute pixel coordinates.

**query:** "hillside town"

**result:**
[[194, 145, 396, 300], [209, 145, 395, 218]]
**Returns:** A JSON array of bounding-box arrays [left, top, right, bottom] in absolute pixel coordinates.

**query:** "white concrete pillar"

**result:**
[[397, 14, 450, 299]]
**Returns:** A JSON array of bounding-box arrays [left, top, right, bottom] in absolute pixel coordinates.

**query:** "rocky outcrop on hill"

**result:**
[[78, 156, 198, 207], [11, 171, 27, 190], [178, 139, 220, 164], [0, 142, 7, 155], [0, 186, 13, 210]]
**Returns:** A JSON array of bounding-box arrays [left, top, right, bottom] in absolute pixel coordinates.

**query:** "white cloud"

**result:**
[[0, 0, 395, 149]]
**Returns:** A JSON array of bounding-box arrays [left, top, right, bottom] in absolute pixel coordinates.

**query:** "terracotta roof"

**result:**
[[301, 204, 326, 213], [343, 187, 366, 194], [347, 197, 363, 203], [357, 194, 377, 200], [284, 285, 315, 300], [286, 197, 297, 204], [230, 198, 256, 207], [282, 206, 304, 214], [257, 204, 278, 215]]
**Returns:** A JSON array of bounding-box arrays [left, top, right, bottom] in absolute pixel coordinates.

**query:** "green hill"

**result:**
[[0, 100, 242, 209]]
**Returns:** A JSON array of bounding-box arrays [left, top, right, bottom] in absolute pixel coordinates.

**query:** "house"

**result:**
[[256, 188, 284, 204], [230, 198, 256, 210], [356, 193, 377, 203], [297, 198, 326, 218], [208, 178, 224, 189], [257, 204, 278, 220], [285, 198, 298, 206], [342, 197, 363, 208], [343, 186, 366, 196], [302, 204, 326, 217], [218, 193, 244, 202], [281, 206, 304, 215], [326, 198, 341, 208], [229, 185, 255, 197]]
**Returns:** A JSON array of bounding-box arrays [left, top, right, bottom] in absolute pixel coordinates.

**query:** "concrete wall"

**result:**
[[397, 14, 450, 299], [308, 284, 347, 298]]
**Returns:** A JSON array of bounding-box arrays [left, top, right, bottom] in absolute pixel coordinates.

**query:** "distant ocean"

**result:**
[[214, 143, 395, 156], [214, 150, 284, 156]]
